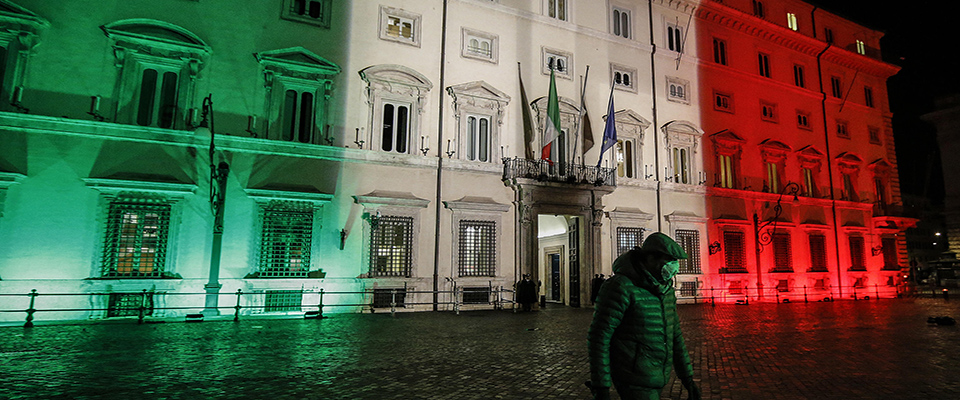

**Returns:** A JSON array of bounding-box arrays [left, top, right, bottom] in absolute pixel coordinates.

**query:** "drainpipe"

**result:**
[[648, 0, 663, 232], [431, 0, 449, 312], [811, 7, 843, 298]]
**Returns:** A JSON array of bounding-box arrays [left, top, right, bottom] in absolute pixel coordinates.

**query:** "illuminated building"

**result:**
[[0, 0, 912, 322]]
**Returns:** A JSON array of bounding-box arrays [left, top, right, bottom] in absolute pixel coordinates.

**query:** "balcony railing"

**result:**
[[502, 157, 616, 186], [873, 202, 903, 217]]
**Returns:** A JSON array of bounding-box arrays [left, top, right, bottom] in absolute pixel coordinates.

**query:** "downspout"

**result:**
[[432, 0, 449, 311], [648, 0, 663, 232], [811, 7, 843, 298]]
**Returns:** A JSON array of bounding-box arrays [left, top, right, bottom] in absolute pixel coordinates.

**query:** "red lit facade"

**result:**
[[696, 0, 914, 301]]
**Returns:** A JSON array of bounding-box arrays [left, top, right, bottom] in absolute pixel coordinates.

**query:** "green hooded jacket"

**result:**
[[587, 249, 694, 389]]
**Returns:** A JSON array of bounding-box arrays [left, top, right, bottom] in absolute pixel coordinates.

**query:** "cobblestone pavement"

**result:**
[[2, 298, 960, 399]]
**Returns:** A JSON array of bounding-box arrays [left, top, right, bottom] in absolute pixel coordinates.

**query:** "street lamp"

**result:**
[[753, 182, 800, 299], [196, 94, 229, 315]]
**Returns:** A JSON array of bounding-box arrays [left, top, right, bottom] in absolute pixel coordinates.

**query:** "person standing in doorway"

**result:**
[[587, 232, 702, 400], [516, 274, 538, 312]]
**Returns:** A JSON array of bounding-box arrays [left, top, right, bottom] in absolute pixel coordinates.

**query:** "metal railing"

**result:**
[[676, 283, 909, 305], [502, 157, 616, 186], [1, 286, 517, 327]]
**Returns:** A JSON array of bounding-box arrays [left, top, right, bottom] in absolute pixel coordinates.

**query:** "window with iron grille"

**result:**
[[722, 231, 746, 273], [729, 281, 743, 295], [617, 227, 644, 256], [849, 236, 866, 271], [107, 292, 154, 317], [264, 290, 302, 312], [371, 215, 414, 277], [462, 287, 491, 304], [772, 233, 792, 272], [808, 234, 828, 272], [101, 201, 171, 277], [259, 201, 313, 278], [459, 220, 496, 277], [373, 288, 406, 308], [679, 281, 698, 297], [776, 279, 790, 292], [882, 237, 899, 270], [676, 229, 701, 274]]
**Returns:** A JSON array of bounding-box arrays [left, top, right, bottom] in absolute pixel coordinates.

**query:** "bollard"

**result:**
[[234, 289, 243, 321], [390, 289, 397, 317], [803, 285, 808, 303], [853, 286, 858, 300], [710, 286, 715, 307], [875, 284, 880, 300], [24, 289, 38, 328], [775, 290, 780, 304], [943, 288, 949, 301], [454, 286, 461, 316], [318, 289, 324, 318], [138, 289, 147, 324]]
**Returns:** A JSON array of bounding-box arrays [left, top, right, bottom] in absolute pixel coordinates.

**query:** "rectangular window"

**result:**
[[101, 201, 171, 278], [259, 202, 313, 278], [667, 78, 688, 102], [282, 0, 332, 28], [462, 287, 491, 304], [381, 102, 410, 153], [796, 111, 810, 129], [761, 102, 777, 122], [667, 23, 683, 52], [107, 292, 154, 318], [793, 64, 805, 88], [765, 162, 780, 193], [722, 231, 746, 273], [713, 38, 727, 65], [718, 154, 736, 188], [280, 89, 315, 144], [466, 115, 491, 162], [729, 281, 744, 295], [137, 68, 179, 129], [380, 6, 421, 47], [372, 288, 406, 308], [387, 16, 414, 40], [547, 0, 567, 21], [830, 76, 842, 98], [543, 47, 573, 78], [875, 178, 887, 206], [459, 220, 496, 277], [264, 290, 303, 312], [752, 0, 765, 18], [809, 234, 828, 272], [612, 7, 631, 39], [836, 121, 849, 139], [824, 28, 834, 43], [802, 167, 818, 197], [864, 87, 874, 108], [882, 237, 899, 270], [758, 53, 771, 78], [772, 233, 792, 272], [868, 127, 881, 145], [616, 227, 644, 256], [370, 215, 414, 277], [856, 40, 866, 55], [612, 65, 637, 92], [849, 236, 866, 271], [615, 139, 636, 178], [679, 281, 698, 297], [673, 147, 690, 184], [787, 13, 798, 30], [676, 229, 701, 274], [714, 92, 732, 112], [462, 29, 498, 64], [842, 173, 857, 201], [776, 279, 790, 292]]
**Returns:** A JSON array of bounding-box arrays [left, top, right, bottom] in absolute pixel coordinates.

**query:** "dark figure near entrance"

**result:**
[[516, 274, 538, 312], [587, 233, 702, 400], [591, 274, 606, 304]]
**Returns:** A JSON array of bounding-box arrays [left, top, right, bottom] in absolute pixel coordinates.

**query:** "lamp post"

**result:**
[[196, 94, 228, 315], [753, 182, 800, 299]]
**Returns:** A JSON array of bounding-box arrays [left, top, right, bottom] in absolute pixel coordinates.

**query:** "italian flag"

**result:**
[[541, 67, 561, 162]]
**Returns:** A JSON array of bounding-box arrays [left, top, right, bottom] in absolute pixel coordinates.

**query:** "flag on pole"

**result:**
[[597, 85, 617, 168], [580, 67, 594, 155], [541, 66, 561, 162], [518, 63, 536, 159]]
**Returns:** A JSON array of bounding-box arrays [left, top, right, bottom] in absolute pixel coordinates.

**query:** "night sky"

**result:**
[[812, 0, 957, 204]]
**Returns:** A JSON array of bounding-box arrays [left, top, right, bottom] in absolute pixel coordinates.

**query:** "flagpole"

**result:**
[[576, 65, 590, 165]]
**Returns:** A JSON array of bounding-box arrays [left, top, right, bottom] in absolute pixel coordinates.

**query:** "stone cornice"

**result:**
[[244, 188, 334, 205]]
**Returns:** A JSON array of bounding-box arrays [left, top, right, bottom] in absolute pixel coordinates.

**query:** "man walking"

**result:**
[[587, 232, 701, 400]]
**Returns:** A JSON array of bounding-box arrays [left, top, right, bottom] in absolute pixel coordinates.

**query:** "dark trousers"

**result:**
[[612, 381, 661, 400]]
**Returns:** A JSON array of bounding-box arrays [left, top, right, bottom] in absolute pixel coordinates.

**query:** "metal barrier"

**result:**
[[677, 283, 910, 305], [0, 285, 517, 327]]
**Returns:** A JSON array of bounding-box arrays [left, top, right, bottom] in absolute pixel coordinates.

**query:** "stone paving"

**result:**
[[2, 298, 960, 399]]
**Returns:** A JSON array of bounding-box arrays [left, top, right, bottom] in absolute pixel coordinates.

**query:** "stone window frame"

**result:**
[[102, 19, 210, 129], [542, 47, 573, 80], [663, 120, 703, 186], [446, 81, 511, 164], [759, 139, 790, 194], [714, 90, 734, 113], [666, 213, 708, 277], [0, 172, 25, 219], [256, 47, 341, 145], [665, 19, 686, 53], [760, 100, 778, 123], [711, 130, 745, 189], [612, 63, 638, 93], [666, 76, 690, 104], [868, 126, 881, 145], [611, 5, 632, 39], [379, 5, 421, 48], [608, 208, 655, 260], [796, 109, 812, 130], [532, 94, 581, 164], [245, 188, 333, 279], [443, 197, 510, 279], [461, 28, 499, 64], [544, 0, 570, 22], [280, 0, 333, 28], [836, 152, 863, 202], [354, 191, 430, 280], [796, 146, 824, 198], [608, 110, 651, 182], [359, 64, 434, 155], [0, 2, 47, 111]]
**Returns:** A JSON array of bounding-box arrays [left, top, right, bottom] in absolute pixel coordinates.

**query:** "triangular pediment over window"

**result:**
[[0, 1, 48, 32], [102, 19, 210, 54], [447, 81, 510, 102], [611, 109, 651, 129], [360, 64, 433, 90], [710, 129, 745, 144], [835, 152, 863, 166], [662, 120, 702, 135], [796, 145, 823, 159], [868, 159, 891, 176], [256, 47, 341, 76]]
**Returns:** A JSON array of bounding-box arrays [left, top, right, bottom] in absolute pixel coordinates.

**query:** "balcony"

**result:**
[[873, 202, 903, 217], [502, 157, 616, 187]]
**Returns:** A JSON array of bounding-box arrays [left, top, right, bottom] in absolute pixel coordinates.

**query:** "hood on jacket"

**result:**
[[611, 249, 669, 294]]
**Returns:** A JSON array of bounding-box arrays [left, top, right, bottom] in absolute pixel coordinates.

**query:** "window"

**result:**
[[462, 28, 498, 64], [0, 3, 46, 113], [842, 172, 858, 201], [136, 68, 179, 128], [787, 13, 798, 30], [616, 139, 637, 178], [882, 237, 899, 270], [761, 102, 777, 122], [281, 0, 332, 28], [802, 167, 818, 197], [264, 290, 303, 312], [772, 233, 792, 272], [765, 162, 780, 193], [462, 287, 491, 304], [874, 178, 887, 206], [672, 147, 691, 184], [712, 130, 743, 189], [718, 154, 736, 188], [667, 23, 684, 52], [459, 220, 496, 277], [864, 86, 874, 108], [796, 111, 810, 129], [381, 102, 411, 153], [373, 288, 406, 308], [448, 81, 509, 162], [360, 65, 433, 154], [808, 234, 828, 272], [379, 6, 421, 47], [258, 201, 313, 278], [612, 64, 637, 93], [752, 0, 765, 18], [676, 229, 701, 274], [824, 28, 834, 43], [370, 215, 414, 277], [465, 115, 492, 162], [836, 121, 849, 139], [107, 292, 154, 318], [666, 76, 689, 103], [714, 92, 733, 112], [547, 0, 567, 21], [729, 281, 744, 295], [856, 40, 866, 55], [849, 236, 866, 271], [758, 53, 771, 78], [793, 64, 805, 88], [612, 7, 630, 39], [279, 89, 316, 143], [664, 120, 701, 185], [101, 201, 171, 278], [616, 227, 644, 256], [543, 47, 573, 78], [713, 38, 727, 65], [722, 231, 746, 273], [680, 281, 698, 297], [868, 127, 881, 145], [830, 76, 843, 98], [257, 47, 340, 144]]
